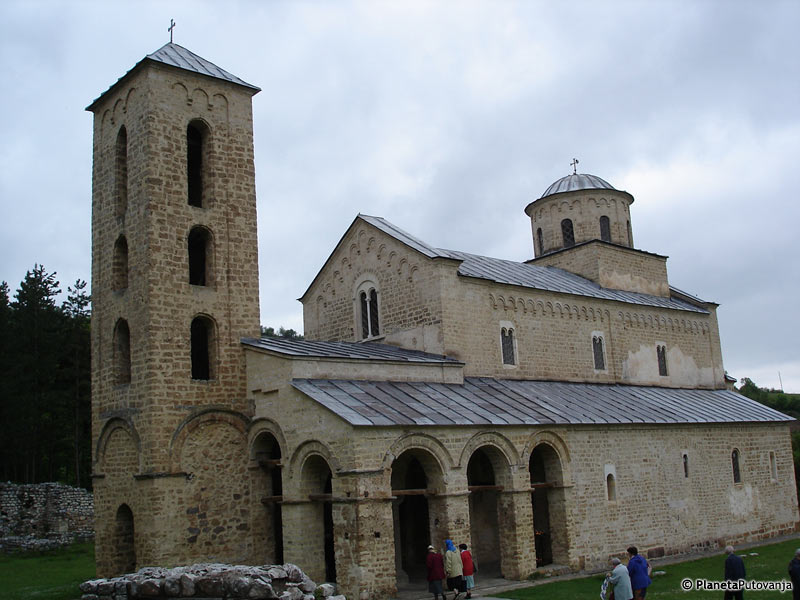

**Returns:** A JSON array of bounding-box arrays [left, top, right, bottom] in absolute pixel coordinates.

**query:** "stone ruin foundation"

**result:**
[[80, 562, 346, 600]]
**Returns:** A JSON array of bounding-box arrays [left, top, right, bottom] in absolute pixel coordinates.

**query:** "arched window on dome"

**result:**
[[599, 216, 611, 242], [537, 227, 544, 255], [561, 219, 575, 248]]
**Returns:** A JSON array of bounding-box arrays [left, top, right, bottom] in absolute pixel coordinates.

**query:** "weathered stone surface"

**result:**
[[80, 579, 102, 593], [163, 575, 181, 595], [280, 585, 305, 600], [267, 567, 287, 580], [97, 580, 116, 594], [180, 572, 197, 595], [195, 574, 225, 596], [284, 564, 304, 583], [298, 576, 316, 593], [317, 583, 336, 598], [248, 579, 277, 599]]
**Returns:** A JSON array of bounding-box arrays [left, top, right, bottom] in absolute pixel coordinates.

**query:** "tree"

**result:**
[[261, 325, 304, 340]]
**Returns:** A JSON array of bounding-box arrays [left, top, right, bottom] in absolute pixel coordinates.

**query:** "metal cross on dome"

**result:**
[[168, 19, 176, 43], [571, 158, 579, 175]]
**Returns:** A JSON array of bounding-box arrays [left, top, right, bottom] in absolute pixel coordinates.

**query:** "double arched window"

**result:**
[[501, 326, 516, 365], [358, 286, 380, 339]]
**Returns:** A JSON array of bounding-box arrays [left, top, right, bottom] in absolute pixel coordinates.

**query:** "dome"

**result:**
[[540, 173, 616, 199]]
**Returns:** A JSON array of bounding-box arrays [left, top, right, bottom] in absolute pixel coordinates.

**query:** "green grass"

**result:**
[[0, 542, 95, 600], [497, 539, 798, 600]]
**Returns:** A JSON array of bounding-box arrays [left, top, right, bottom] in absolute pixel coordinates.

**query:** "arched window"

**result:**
[[606, 473, 616, 501], [731, 449, 741, 483], [115, 126, 128, 217], [188, 227, 213, 286], [682, 453, 689, 478], [561, 219, 575, 248], [113, 235, 129, 291], [599, 216, 611, 242], [536, 227, 544, 255], [592, 335, 605, 370], [357, 283, 380, 339], [187, 121, 209, 208], [191, 316, 215, 380], [501, 327, 516, 365], [113, 319, 131, 385], [657, 344, 668, 376]]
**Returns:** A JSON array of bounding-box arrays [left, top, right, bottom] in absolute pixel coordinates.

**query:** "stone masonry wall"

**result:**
[[0, 482, 94, 552]]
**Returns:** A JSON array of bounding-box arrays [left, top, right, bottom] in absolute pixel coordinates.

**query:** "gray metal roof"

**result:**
[[87, 43, 259, 111], [360, 216, 708, 314], [242, 337, 462, 364], [539, 173, 618, 198], [292, 377, 793, 427], [146, 43, 260, 90]]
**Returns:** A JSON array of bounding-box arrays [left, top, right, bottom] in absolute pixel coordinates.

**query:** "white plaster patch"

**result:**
[[728, 484, 755, 517], [603, 270, 669, 297]]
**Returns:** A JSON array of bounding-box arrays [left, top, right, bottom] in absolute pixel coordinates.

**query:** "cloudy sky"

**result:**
[[1, 0, 798, 392]]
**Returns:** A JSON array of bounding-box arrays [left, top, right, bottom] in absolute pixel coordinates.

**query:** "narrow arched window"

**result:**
[[113, 319, 131, 385], [683, 453, 689, 478], [115, 126, 128, 217], [357, 283, 380, 339], [191, 316, 215, 380], [501, 327, 516, 365], [731, 449, 741, 483], [536, 227, 544, 255], [187, 121, 208, 207], [600, 216, 611, 242], [592, 335, 605, 370], [627, 220, 633, 247], [188, 227, 213, 286], [657, 344, 668, 376], [113, 235, 129, 291], [770, 451, 777, 481], [606, 473, 616, 501], [561, 219, 575, 248]]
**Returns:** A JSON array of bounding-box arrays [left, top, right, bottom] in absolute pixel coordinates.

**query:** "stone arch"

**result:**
[[522, 431, 572, 486], [169, 408, 249, 471], [190, 313, 217, 380], [295, 449, 338, 583], [383, 433, 454, 486], [458, 431, 520, 472], [249, 419, 286, 565], [288, 439, 342, 485], [95, 416, 142, 472], [111, 503, 136, 575]]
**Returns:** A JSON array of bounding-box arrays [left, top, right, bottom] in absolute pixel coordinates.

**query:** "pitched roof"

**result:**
[[242, 337, 462, 364], [87, 43, 259, 111], [292, 377, 792, 427], [359, 215, 709, 314]]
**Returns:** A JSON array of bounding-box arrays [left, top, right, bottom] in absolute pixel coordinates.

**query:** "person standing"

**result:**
[[626, 546, 651, 599], [608, 557, 633, 600], [426, 545, 445, 600], [788, 548, 800, 600], [444, 539, 464, 600], [459, 543, 476, 599], [723, 545, 746, 600]]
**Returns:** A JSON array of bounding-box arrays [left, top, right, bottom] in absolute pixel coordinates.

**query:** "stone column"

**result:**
[[282, 500, 325, 583], [429, 491, 471, 549], [497, 488, 537, 579]]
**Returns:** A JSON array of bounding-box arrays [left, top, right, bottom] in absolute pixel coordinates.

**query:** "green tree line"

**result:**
[[0, 265, 91, 488]]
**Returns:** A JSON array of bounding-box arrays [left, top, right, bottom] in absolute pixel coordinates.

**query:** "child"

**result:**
[[459, 543, 476, 599]]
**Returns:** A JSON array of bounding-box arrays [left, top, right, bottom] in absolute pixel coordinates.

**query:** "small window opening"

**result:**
[[682, 453, 689, 478], [359, 286, 380, 339], [732, 449, 741, 483], [561, 219, 575, 248], [113, 235, 129, 291], [627, 220, 633, 247], [115, 126, 128, 218], [188, 227, 212, 286], [769, 451, 777, 481], [187, 122, 207, 207], [606, 473, 616, 501], [657, 345, 668, 376], [536, 227, 544, 255], [600, 216, 611, 242], [501, 327, 516, 365], [114, 319, 131, 385], [191, 316, 214, 380], [592, 335, 605, 370]]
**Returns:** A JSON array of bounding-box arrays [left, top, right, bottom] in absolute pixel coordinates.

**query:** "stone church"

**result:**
[[88, 43, 798, 598]]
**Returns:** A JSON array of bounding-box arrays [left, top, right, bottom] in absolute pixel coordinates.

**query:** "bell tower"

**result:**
[[87, 43, 261, 574]]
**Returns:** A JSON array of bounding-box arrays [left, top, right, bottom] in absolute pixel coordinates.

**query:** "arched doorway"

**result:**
[[300, 455, 336, 583], [466, 447, 506, 576], [529, 444, 568, 566], [253, 432, 283, 564], [391, 449, 444, 585], [112, 504, 136, 575]]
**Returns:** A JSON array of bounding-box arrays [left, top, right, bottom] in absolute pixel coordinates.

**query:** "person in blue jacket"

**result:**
[[626, 546, 652, 599]]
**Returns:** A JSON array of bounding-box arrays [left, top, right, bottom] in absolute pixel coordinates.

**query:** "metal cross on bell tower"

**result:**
[[168, 19, 176, 43]]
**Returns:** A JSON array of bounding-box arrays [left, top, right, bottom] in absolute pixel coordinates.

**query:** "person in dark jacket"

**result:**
[[426, 545, 445, 600], [626, 546, 651, 599], [788, 548, 800, 600], [723, 545, 746, 600]]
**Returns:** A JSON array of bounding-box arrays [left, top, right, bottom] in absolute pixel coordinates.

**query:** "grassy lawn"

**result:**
[[496, 538, 798, 600], [0, 542, 95, 600]]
